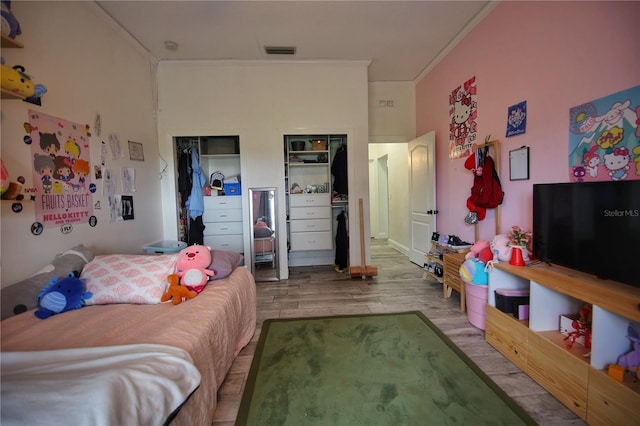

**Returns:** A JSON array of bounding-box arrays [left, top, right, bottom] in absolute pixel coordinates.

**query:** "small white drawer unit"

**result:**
[[289, 194, 333, 251], [202, 196, 244, 253]]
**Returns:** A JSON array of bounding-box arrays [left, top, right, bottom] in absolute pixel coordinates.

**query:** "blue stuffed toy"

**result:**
[[34, 273, 92, 319], [1, 1, 21, 39]]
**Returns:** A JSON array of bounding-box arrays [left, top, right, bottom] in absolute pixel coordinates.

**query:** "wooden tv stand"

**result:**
[[485, 261, 640, 425]]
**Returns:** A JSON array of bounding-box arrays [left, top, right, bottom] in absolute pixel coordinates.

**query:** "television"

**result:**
[[532, 180, 640, 288]]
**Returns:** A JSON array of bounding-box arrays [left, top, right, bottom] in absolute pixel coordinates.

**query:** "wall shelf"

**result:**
[[1, 88, 24, 100], [1, 34, 24, 48]]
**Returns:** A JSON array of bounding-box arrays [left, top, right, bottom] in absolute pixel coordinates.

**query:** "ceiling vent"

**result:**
[[264, 46, 296, 55]]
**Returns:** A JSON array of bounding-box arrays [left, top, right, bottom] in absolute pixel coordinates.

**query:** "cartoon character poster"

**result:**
[[449, 76, 478, 159], [568, 85, 640, 182], [506, 101, 527, 137], [29, 110, 93, 228]]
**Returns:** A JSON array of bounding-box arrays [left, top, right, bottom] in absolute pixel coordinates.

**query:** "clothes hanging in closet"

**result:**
[[177, 150, 192, 208], [335, 210, 349, 271], [187, 149, 206, 220], [331, 145, 348, 195]]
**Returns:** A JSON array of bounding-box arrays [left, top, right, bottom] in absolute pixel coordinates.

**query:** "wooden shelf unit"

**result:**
[[485, 261, 640, 424], [423, 241, 468, 311]]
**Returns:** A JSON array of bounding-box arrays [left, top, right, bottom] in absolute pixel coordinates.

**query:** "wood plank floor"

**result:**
[[212, 240, 586, 425]]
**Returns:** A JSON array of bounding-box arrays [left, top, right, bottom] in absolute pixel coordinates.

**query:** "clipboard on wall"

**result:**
[[509, 146, 529, 181]]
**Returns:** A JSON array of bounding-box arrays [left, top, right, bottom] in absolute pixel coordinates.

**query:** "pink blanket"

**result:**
[[1, 266, 257, 426]]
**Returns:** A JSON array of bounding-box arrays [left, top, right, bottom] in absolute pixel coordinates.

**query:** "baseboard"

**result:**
[[386, 239, 409, 256]]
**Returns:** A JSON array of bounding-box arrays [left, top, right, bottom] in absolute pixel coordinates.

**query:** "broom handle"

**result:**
[[359, 198, 366, 273]]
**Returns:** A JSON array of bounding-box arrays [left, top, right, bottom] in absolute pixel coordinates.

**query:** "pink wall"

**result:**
[[416, 1, 640, 243]]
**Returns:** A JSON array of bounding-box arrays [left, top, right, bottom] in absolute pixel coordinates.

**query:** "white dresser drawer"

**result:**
[[289, 193, 331, 207], [202, 208, 242, 223], [290, 218, 331, 233], [204, 234, 244, 253], [203, 196, 242, 210], [289, 206, 331, 220], [203, 221, 244, 236], [290, 231, 333, 251]]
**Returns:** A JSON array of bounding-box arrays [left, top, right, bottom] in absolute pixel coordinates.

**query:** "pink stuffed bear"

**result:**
[[175, 244, 215, 293]]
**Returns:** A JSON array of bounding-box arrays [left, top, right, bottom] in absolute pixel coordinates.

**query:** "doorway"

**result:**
[[368, 155, 389, 239]]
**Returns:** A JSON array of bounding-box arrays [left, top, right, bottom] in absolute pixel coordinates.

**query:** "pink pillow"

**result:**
[[82, 254, 178, 305]]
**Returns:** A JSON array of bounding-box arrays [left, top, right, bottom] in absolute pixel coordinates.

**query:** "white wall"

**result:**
[[367, 82, 415, 254], [1, 2, 160, 286], [368, 82, 415, 142], [155, 60, 370, 278]]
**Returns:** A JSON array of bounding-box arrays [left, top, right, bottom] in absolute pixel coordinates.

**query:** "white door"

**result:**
[[408, 131, 437, 266]]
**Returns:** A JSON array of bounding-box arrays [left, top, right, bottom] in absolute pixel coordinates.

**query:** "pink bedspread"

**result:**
[[1, 266, 257, 426]]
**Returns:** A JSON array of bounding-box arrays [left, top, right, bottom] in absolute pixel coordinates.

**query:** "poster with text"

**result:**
[[568, 85, 640, 182], [449, 76, 478, 159], [29, 110, 93, 228]]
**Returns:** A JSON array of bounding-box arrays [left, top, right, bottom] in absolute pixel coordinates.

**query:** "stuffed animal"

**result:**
[[34, 273, 92, 319], [161, 273, 197, 305], [1, 244, 94, 320], [618, 322, 640, 376], [490, 234, 512, 262], [459, 258, 488, 285], [1, 1, 21, 39], [465, 240, 493, 265], [175, 244, 215, 293], [0, 61, 47, 99]]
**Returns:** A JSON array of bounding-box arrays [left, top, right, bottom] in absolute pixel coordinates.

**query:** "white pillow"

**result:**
[[82, 254, 178, 305]]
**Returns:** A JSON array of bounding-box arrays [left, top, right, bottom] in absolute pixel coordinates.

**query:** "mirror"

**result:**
[[249, 188, 279, 281]]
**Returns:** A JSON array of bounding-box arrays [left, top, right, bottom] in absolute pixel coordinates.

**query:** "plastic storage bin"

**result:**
[[495, 289, 530, 319], [224, 182, 241, 196], [465, 280, 488, 330], [144, 240, 187, 254]]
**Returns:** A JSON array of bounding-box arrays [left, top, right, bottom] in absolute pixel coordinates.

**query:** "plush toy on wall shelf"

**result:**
[[1, 59, 47, 102], [1, 1, 21, 40]]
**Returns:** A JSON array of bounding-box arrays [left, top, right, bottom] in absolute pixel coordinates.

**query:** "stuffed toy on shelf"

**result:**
[[161, 273, 197, 305], [175, 244, 215, 293], [1, 1, 21, 40]]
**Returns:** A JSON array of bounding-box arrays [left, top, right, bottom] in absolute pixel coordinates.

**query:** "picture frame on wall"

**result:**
[[509, 146, 529, 181], [128, 141, 144, 161]]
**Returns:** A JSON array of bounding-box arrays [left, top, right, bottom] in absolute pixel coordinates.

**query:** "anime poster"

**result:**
[[29, 110, 93, 228], [449, 76, 478, 159], [506, 101, 527, 137], [568, 85, 640, 182]]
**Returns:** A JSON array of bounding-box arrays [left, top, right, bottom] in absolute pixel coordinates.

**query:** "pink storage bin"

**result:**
[[465, 280, 488, 330]]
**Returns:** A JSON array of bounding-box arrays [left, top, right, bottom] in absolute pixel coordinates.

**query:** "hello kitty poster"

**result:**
[[29, 110, 94, 228], [449, 76, 478, 159], [568, 85, 640, 182]]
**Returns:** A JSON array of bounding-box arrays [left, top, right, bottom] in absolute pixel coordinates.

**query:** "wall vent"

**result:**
[[264, 46, 296, 55]]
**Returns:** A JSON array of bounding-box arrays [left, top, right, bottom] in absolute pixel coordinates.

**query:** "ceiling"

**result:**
[[96, 1, 495, 82]]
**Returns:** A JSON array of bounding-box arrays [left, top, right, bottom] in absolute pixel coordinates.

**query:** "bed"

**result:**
[[254, 219, 276, 268], [1, 248, 257, 426], [254, 236, 276, 267]]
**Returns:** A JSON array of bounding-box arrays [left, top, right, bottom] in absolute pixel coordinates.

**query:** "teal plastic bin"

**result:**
[[144, 240, 187, 254]]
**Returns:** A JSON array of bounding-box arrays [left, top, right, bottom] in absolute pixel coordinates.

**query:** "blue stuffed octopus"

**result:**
[[34, 273, 92, 319]]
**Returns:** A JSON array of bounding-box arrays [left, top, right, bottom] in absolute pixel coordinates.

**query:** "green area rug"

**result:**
[[236, 311, 535, 426]]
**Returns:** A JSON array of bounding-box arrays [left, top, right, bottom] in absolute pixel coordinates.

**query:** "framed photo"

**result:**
[[128, 141, 144, 161], [509, 146, 529, 181], [122, 195, 134, 220]]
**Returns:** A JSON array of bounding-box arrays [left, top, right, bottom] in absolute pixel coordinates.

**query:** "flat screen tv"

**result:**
[[532, 180, 640, 288]]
